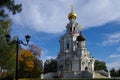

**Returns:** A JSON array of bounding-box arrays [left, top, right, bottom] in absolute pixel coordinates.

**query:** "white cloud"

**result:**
[[101, 32, 120, 46], [41, 55, 56, 63], [109, 53, 120, 58], [117, 47, 120, 51], [41, 48, 48, 55], [107, 60, 120, 70], [41, 48, 56, 63], [107, 53, 120, 69], [45, 56, 56, 60], [11, 0, 120, 33]]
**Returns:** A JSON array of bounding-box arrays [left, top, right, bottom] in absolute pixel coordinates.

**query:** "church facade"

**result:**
[[57, 9, 95, 78]]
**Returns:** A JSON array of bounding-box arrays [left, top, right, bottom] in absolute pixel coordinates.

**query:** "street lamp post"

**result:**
[[5, 34, 31, 80]]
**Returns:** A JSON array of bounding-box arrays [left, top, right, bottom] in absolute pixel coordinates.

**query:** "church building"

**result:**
[[57, 8, 95, 78], [56, 7, 111, 78]]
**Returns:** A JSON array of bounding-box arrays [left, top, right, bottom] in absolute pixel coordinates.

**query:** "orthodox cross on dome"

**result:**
[[71, 5, 74, 12], [68, 5, 77, 20]]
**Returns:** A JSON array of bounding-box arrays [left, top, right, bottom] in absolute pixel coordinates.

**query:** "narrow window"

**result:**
[[67, 43, 69, 50], [70, 27, 72, 32], [74, 27, 75, 30], [85, 66, 88, 71]]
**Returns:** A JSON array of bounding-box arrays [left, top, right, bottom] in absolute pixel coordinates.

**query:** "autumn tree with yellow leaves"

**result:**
[[18, 48, 42, 78], [18, 49, 34, 78]]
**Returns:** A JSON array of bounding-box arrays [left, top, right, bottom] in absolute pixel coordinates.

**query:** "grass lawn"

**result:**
[[18, 78, 120, 80]]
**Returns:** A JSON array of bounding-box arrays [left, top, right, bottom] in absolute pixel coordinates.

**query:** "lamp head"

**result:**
[[25, 35, 31, 44]]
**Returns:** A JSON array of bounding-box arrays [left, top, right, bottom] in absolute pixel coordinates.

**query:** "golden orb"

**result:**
[[68, 12, 77, 20]]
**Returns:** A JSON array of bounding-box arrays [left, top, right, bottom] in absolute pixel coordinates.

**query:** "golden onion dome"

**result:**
[[68, 12, 77, 20]]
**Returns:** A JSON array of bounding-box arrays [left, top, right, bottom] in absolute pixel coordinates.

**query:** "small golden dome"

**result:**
[[68, 12, 77, 20]]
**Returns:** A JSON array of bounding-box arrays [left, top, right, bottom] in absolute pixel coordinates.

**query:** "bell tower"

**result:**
[[66, 6, 78, 34], [59, 7, 79, 53]]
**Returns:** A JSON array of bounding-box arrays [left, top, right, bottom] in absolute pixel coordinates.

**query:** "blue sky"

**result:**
[[10, 0, 120, 70]]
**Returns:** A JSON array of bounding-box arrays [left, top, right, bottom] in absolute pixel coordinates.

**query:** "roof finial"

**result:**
[[79, 25, 83, 31], [78, 25, 83, 35], [68, 5, 77, 20], [71, 5, 74, 12]]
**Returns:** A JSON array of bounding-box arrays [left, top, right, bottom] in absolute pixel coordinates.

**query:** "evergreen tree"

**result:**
[[0, 0, 22, 18], [44, 59, 57, 73]]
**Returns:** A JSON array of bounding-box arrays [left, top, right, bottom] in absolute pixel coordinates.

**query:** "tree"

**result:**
[[0, 20, 11, 34], [44, 59, 57, 73], [18, 49, 43, 78], [0, 20, 16, 73], [27, 44, 42, 77], [28, 44, 42, 57], [116, 68, 120, 77], [94, 60, 107, 71], [18, 49, 34, 78], [0, 0, 22, 18], [0, 0, 22, 78], [31, 58, 43, 78], [110, 68, 116, 77], [0, 0, 22, 71]]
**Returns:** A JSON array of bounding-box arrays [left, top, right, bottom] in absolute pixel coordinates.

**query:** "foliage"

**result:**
[[116, 68, 120, 77], [0, 19, 16, 78], [18, 49, 34, 78], [0, 0, 22, 79], [28, 44, 42, 57], [110, 68, 116, 77], [18, 49, 42, 78], [44, 58, 57, 73], [110, 68, 120, 77], [0, 20, 11, 34], [94, 60, 107, 71], [31, 58, 43, 78], [0, 0, 22, 18]]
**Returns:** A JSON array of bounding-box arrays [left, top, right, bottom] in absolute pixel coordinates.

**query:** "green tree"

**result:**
[[31, 58, 43, 78], [94, 60, 107, 71], [0, 0, 22, 78], [44, 59, 57, 73], [0, 0, 22, 18], [110, 68, 116, 77], [116, 68, 120, 77], [0, 20, 15, 69], [0, 20, 16, 78]]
